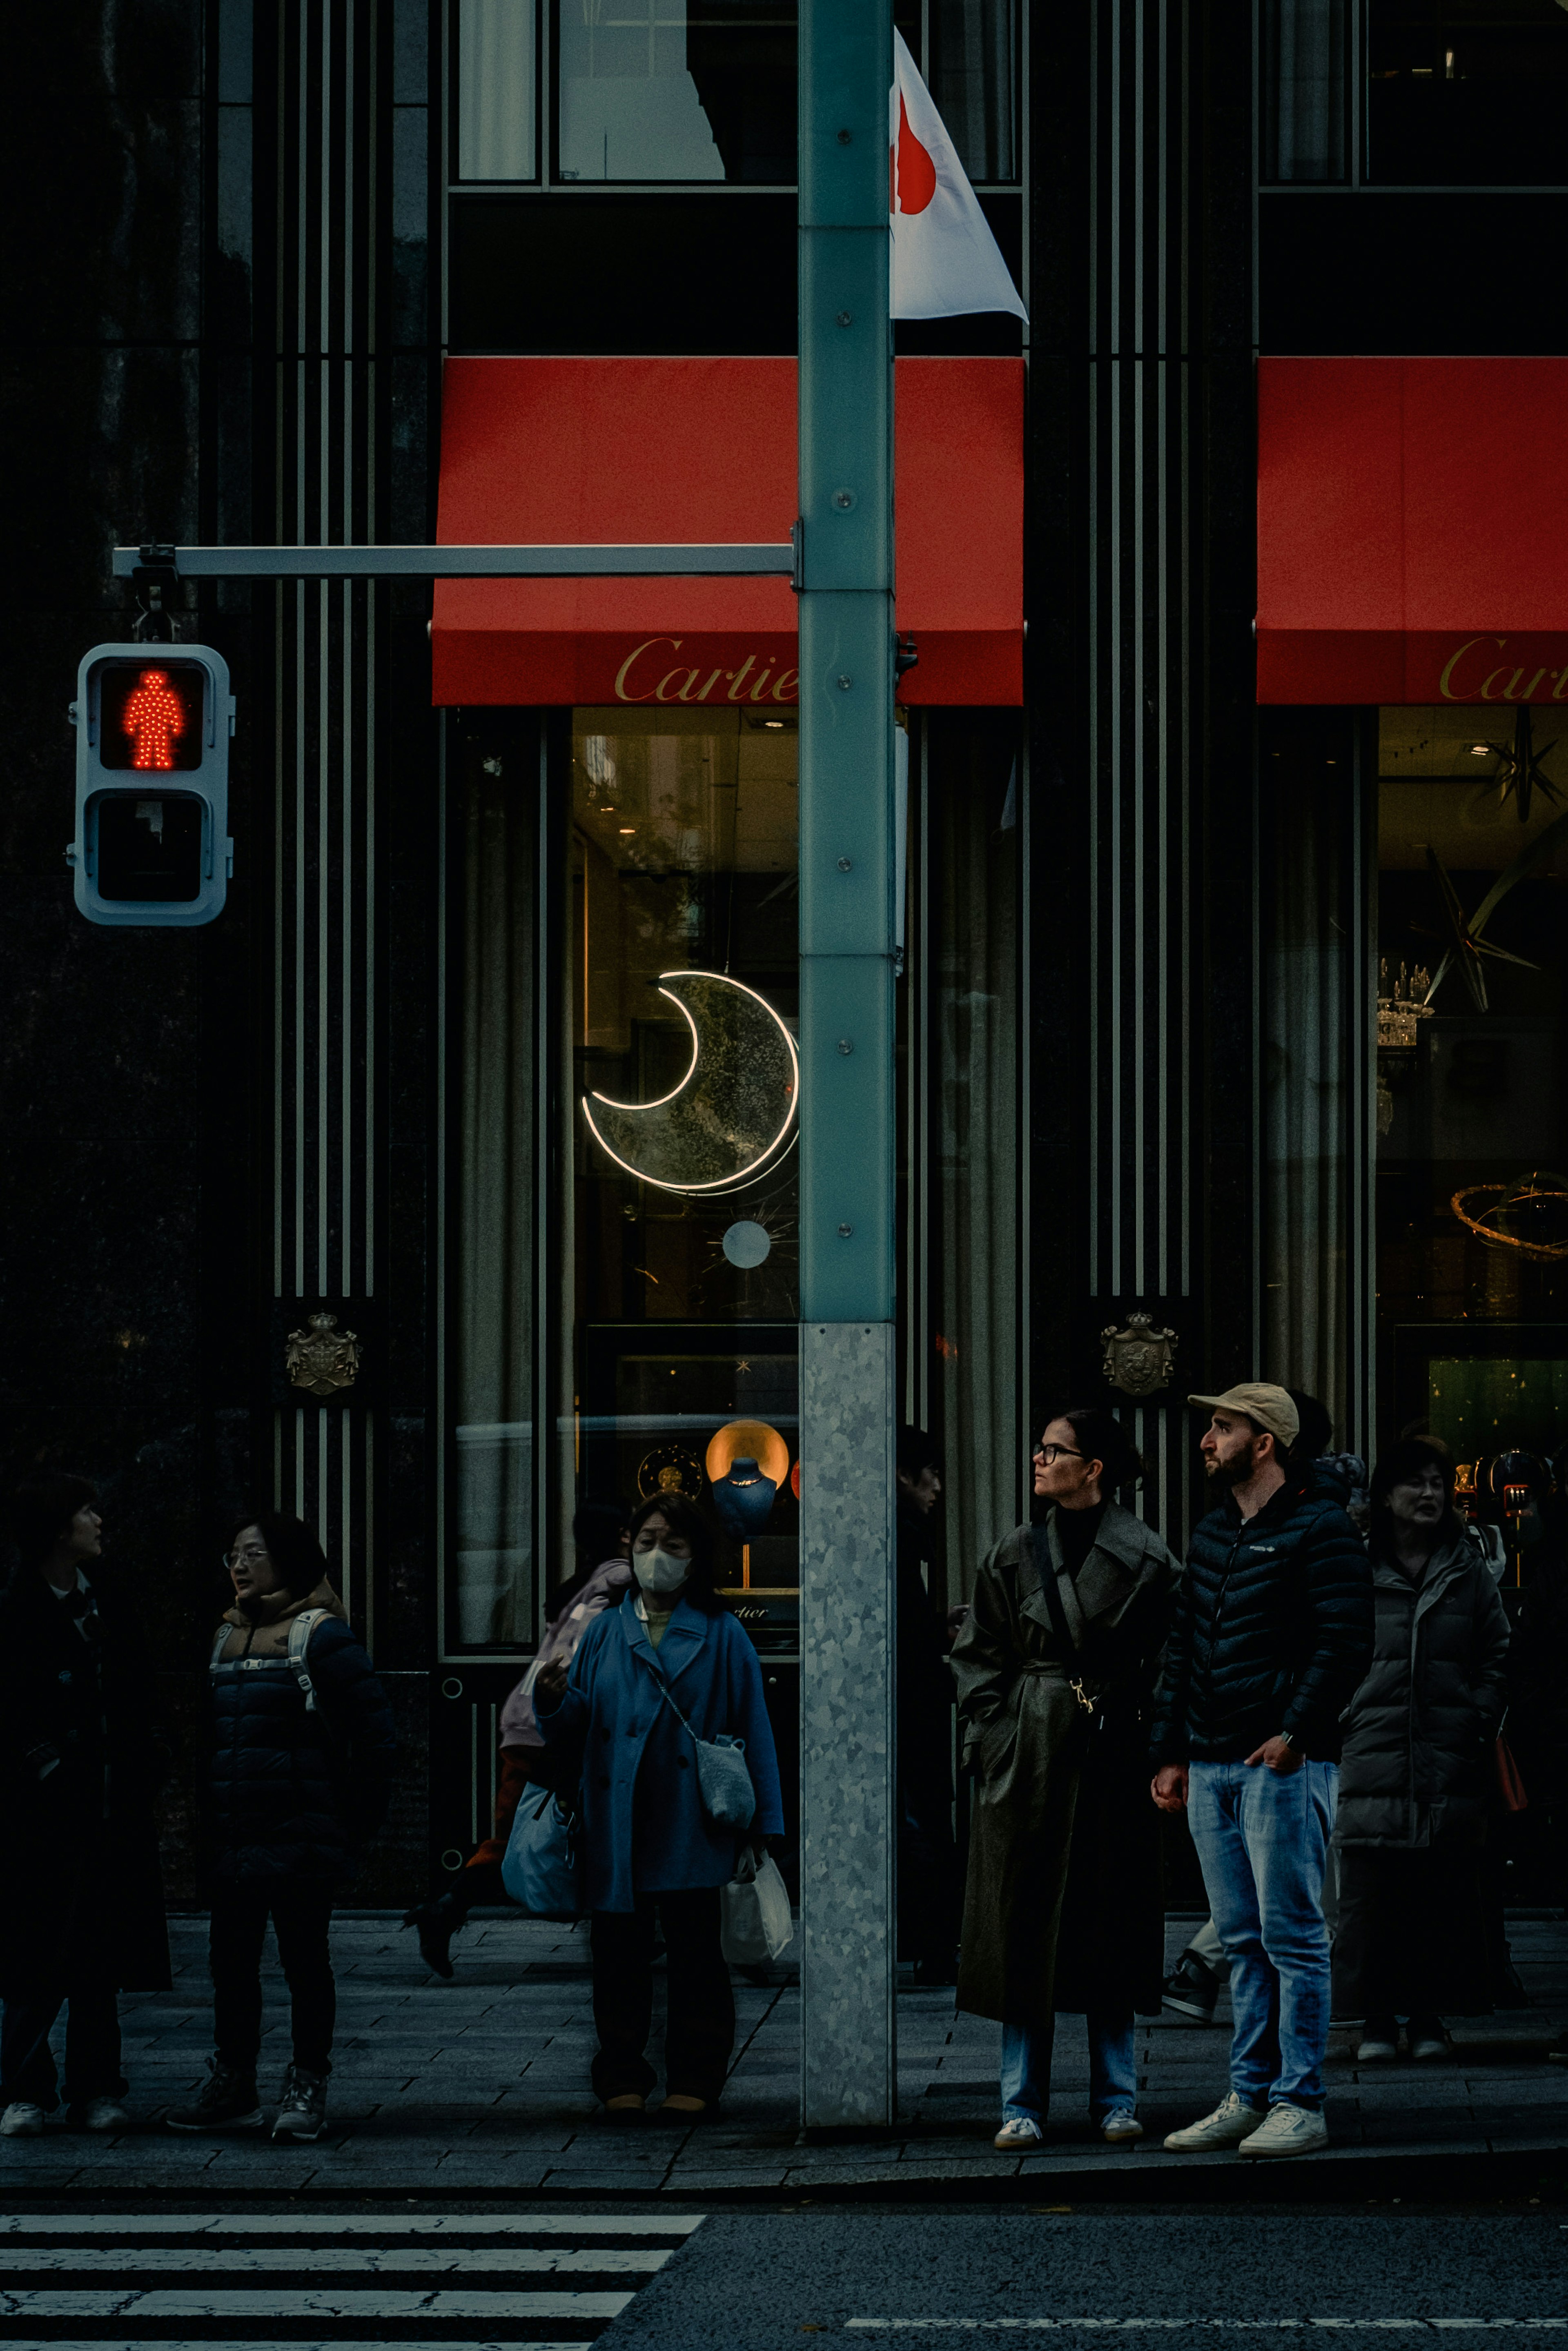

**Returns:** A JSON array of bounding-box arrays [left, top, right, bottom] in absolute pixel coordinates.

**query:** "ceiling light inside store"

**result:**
[[1471, 744, 1490, 756], [764, 720, 784, 729], [619, 826, 636, 835]]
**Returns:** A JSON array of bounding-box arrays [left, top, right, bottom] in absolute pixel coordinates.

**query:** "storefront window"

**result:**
[[457, 0, 538, 180], [1366, 0, 1568, 185], [1377, 702, 1568, 1566], [562, 704, 802, 1628]]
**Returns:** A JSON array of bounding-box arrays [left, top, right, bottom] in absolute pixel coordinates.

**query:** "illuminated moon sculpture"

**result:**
[[583, 970, 799, 1196]]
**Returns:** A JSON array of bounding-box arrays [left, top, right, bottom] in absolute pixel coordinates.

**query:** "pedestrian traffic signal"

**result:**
[[68, 643, 235, 926]]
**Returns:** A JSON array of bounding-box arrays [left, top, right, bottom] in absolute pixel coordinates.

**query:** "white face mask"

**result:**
[[634, 1546, 690, 1596]]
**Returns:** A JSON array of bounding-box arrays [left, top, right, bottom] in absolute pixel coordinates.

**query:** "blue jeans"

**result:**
[[1001, 2012, 1136, 2123], [1187, 1756, 1337, 2111]]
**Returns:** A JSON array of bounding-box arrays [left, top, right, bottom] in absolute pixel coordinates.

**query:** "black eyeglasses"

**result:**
[[1033, 1443, 1085, 1465]]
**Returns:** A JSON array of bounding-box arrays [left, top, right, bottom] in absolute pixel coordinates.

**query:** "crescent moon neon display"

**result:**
[[582, 970, 799, 1196]]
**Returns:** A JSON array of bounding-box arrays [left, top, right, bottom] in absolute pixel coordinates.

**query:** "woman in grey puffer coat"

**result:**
[[1334, 1438, 1509, 2059]]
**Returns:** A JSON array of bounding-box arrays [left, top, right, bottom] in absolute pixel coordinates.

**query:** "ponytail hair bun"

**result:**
[[1056, 1407, 1144, 1491]]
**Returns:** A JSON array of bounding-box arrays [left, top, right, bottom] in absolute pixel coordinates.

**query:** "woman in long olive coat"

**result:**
[[953, 1407, 1178, 2149]]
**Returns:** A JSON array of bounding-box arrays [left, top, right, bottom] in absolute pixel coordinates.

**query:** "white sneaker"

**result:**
[[1408, 2030, 1449, 2063], [1163, 2091, 1267, 2152], [0, 2102, 45, 2138], [1356, 2035, 1398, 2062], [80, 2098, 129, 2133], [993, 2114, 1045, 2151], [1101, 2109, 1145, 2144], [1238, 2101, 1330, 2158]]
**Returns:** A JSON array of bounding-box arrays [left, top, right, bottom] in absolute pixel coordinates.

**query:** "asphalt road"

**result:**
[[602, 2209, 1568, 2350]]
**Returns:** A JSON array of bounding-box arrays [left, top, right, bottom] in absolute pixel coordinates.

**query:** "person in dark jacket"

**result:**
[[1152, 1382, 1373, 2161], [1333, 1438, 1508, 2060], [533, 1492, 784, 2122], [403, 1499, 632, 1978], [166, 1511, 396, 2144], [896, 1429, 958, 1983], [953, 1409, 1179, 2150], [0, 1473, 170, 2138]]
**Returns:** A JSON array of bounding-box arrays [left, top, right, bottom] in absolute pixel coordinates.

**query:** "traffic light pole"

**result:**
[[115, 83, 903, 2118], [795, 0, 899, 2131]]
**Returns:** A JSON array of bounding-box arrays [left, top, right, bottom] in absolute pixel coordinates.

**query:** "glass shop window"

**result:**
[[1377, 701, 1568, 1578], [547, 1, 1000, 187], [457, 0, 538, 180], [1261, 0, 1350, 181], [563, 704, 802, 1624], [1366, 0, 1568, 185], [928, 0, 1020, 184], [452, 734, 544, 1650], [554, 0, 797, 183]]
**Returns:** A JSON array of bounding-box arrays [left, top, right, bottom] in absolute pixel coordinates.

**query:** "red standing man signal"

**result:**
[[121, 667, 187, 771]]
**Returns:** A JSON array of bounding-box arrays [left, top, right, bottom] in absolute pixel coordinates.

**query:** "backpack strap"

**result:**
[[208, 1623, 234, 1670], [286, 1607, 332, 1711]]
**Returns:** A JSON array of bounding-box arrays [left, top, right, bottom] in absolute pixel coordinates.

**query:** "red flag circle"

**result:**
[[892, 93, 936, 216]]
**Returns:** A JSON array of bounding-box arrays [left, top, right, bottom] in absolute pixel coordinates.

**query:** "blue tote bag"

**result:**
[[501, 1782, 583, 1922]]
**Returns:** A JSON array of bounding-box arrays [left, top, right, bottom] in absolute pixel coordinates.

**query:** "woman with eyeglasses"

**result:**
[[165, 1513, 395, 2144], [952, 1409, 1179, 2151]]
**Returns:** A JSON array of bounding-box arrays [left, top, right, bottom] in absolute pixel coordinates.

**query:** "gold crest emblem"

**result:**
[[285, 1310, 361, 1398], [1100, 1311, 1178, 1399]]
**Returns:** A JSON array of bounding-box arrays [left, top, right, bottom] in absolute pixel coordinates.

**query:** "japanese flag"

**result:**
[[890, 31, 1027, 322]]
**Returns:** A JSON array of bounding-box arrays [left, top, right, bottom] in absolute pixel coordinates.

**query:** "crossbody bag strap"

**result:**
[[1028, 1527, 1098, 1717]]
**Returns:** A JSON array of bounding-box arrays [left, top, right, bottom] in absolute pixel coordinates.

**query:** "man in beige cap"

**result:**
[[1149, 1384, 1372, 2161]]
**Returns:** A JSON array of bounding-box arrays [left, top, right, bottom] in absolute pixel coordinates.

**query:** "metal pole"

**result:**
[[796, 0, 898, 2131], [111, 543, 796, 579]]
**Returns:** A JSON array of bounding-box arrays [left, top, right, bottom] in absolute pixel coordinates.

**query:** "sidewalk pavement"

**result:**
[[2, 1910, 1566, 2197]]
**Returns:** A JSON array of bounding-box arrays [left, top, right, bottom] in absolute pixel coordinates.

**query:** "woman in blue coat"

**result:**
[[533, 1492, 784, 2121]]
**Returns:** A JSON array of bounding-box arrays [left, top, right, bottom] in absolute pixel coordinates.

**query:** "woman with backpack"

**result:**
[[166, 1512, 396, 2142], [532, 1492, 783, 2123]]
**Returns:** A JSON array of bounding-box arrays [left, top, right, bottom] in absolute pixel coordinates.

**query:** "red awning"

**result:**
[[431, 356, 1022, 708], [1257, 356, 1568, 706]]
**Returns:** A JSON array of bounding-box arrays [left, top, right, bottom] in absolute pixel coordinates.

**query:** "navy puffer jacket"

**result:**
[[1149, 1467, 1373, 1764], [207, 1590, 396, 1881]]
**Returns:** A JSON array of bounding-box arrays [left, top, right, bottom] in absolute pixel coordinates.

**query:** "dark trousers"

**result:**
[[210, 1880, 336, 2078], [1334, 1844, 1489, 2024], [589, 1888, 734, 2103], [0, 1976, 123, 2112]]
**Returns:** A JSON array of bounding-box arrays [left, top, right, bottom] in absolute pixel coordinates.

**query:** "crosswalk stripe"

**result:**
[[0, 2251, 671, 2275], [0, 2292, 636, 2318], [0, 2213, 703, 2346], [0, 2217, 700, 2238]]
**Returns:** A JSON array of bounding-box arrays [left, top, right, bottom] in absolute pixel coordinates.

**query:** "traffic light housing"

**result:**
[[68, 644, 236, 926]]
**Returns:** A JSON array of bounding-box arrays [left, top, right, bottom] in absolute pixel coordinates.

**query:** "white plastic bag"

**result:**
[[720, 1848, 793, 1964]]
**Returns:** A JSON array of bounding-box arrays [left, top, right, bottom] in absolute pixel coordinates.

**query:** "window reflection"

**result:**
[[929, 0, 1019, 184], [1261, 0, 1348, 182], [556, 0, 794, 182], [458, 0, 537, 180]]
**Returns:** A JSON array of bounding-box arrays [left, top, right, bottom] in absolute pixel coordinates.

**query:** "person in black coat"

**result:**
[[165, 1511, 395, 2144], [1333, 1438, 1508, 2060], [0, 1472, 170, 2138]]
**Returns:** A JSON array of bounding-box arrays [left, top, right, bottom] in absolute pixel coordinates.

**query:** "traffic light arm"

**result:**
[[112, 541, 800, 581]]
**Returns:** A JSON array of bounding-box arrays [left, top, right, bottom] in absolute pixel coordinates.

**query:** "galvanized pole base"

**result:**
[[798, 1321, 897, 2127]]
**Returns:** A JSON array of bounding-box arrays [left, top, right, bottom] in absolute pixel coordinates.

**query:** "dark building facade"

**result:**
[[7, 0, 1566, 1900]]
